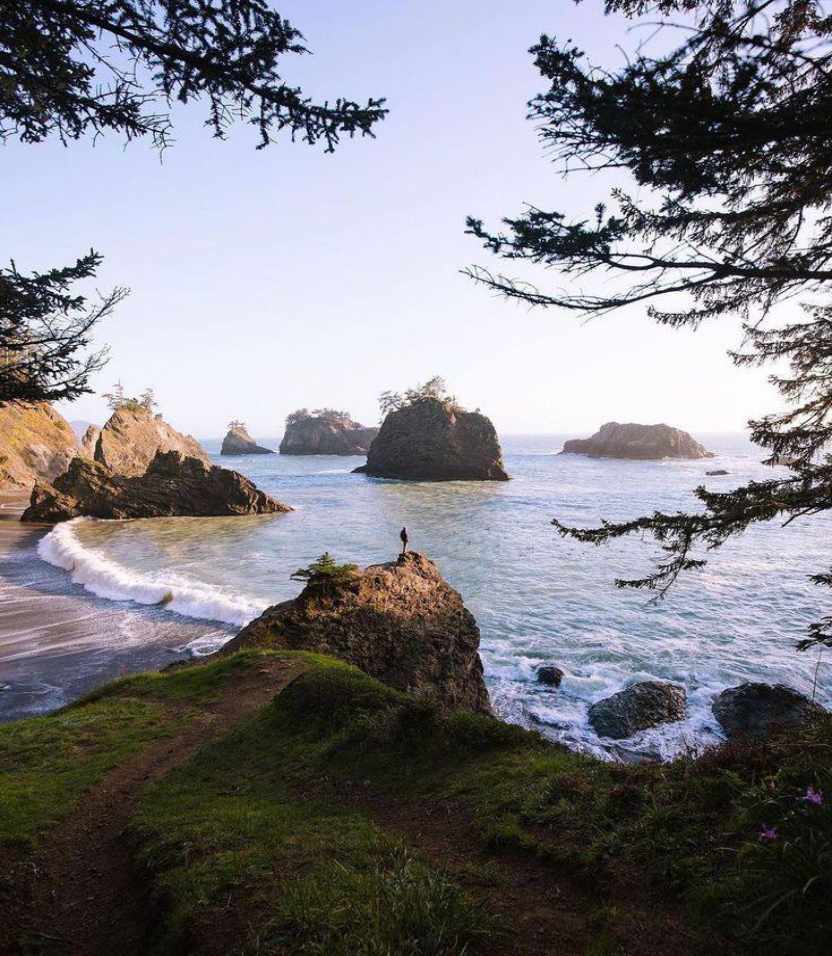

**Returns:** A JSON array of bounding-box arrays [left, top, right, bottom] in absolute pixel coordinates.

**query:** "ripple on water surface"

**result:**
[[23, 434, 832, 758]]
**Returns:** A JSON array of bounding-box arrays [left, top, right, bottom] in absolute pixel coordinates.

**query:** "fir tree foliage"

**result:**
[[467, 0, 832, 650], [0, 253, 127, 405], [291, 552, 358, 586], [1, 0, 387, 152], [378, 377, 459, 417]]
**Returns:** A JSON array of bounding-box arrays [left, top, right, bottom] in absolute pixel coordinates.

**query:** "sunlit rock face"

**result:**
[[225, 551, 492, 714], [94, 406, 210, 477], [221, 424, 274, 455], [0, 402, 78, 490], [280, 414, 377, 456]]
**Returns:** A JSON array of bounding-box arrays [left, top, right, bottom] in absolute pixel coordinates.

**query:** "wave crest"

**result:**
[[38, 519, 266, 627]]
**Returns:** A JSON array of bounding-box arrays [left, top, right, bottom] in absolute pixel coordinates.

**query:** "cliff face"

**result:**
[[22, 451, 292, 522], [225, 551, 491, 714], [279, 415, 378, 456], [221, 425, 274, 456], [79, 425, 100, 458], [0, 402, 78, 490], [561, 422, 714, 460], [354, 398, 509, 481], [94, 406, 210, 476]]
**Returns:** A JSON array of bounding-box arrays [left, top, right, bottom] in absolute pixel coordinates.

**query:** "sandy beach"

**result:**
[[0, 493, 234, 722]]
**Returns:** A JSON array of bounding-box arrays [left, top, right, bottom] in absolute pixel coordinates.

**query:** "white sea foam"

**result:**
[[37, 519, 266, 627]]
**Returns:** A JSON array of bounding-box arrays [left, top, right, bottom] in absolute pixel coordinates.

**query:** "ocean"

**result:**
[[1, 433, 829, 759]]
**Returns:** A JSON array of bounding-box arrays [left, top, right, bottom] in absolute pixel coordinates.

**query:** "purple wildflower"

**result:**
[[759, 825, 778, 842], [803, 786, 824, 806]]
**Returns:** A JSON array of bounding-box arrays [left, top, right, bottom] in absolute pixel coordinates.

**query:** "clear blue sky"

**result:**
[[6, 0, 781, 438]]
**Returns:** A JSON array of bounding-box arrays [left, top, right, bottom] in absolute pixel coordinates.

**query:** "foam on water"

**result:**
[[13, 434, 832, 758], [38, 519, 267, 627]]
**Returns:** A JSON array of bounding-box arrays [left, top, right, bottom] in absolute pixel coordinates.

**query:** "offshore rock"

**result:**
[[221, 423, 274, 455], [354, 398, 509, 481], [22, 451, 291, 522], [536, 666, 564, 687], [588, 681, 687, 739], [0, 402, 78, 490], [94, 406, 210, 476], [280, 413, 378, 456], [561, 422, 714, 460], [225, 551, 491, 714], [712, 683, 826, 739]]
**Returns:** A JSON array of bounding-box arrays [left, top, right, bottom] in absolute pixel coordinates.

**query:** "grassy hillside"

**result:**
[[2, 650, 830, 954]]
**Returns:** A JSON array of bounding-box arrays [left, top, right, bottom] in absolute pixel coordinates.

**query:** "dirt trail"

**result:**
[[305, 778, 711, 956], [15, 658, 302, 956]]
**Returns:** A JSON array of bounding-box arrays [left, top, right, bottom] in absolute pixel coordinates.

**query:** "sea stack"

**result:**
[[94, 405, 211, 476], [22, 451, 291, 522], [279, 409, 378, 456], [561, 422, 714, 460], [224, 551, 491, 714], [354, 397, 509, 481], [221, 421, 274, 455]]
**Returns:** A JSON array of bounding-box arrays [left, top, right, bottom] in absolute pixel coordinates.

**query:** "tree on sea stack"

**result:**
[[467, 0, 832, 650], [1, 0, 387, 406]]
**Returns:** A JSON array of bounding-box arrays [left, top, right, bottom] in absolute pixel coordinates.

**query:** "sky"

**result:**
[[5, 0, 788, 438]]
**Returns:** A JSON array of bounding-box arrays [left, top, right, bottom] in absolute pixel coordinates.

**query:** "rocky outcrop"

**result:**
[[79, 425, 100, 458], [94, 406, 210, 477], [0, 402, 78, 490], [280, 413, 378, 456], [588, 681, 687, 739], [354, 398, 509, 481], [221, 423, 274, 456], [536, 666, 564, 687], [712, 683, 826, 739], [22, 451, 291, 522], [224, 551, 491, 714], [562, 422, 714, 460]]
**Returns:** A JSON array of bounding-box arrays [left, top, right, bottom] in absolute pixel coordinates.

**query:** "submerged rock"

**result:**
[[94, 405, 210, 476], [588, 681, 687, 739], [221, 422, 274, 455], [0, 402, 78, 490], [354, 398, 509, 481], [562, 422, 714, 460], [536, 665, 564, 687], [279, 410, 377, 456], [712, 683, 826, 739], [706, 469, 729, 476], [225, 551, 491, 714], [22, 450, 291, 522]]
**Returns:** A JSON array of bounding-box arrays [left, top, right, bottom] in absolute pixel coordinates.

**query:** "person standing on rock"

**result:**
[[400, 527, 408, 556]]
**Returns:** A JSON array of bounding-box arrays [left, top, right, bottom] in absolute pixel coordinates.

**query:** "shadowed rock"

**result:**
[[562, 422, 714, 460], [354, 398, 509, 481], [221, 423, 274, 455], [536, 666, 564, 687], [224, 551, 491, 714], [589, 681, 687, 739], [94, 406, 210, 476], [712, 683, 826, 739], [22, 451, 291, 522]]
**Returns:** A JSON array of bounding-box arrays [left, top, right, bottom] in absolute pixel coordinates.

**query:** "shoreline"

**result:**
[[0, 490, 235, 723]]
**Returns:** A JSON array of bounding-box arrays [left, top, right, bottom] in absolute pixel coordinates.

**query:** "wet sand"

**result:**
[[0, 493, 234, 722]]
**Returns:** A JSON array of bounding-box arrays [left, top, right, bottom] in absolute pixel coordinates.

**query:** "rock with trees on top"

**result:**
[[353, 377, 509, 481], [279, 409, 378, 456], [221, 421, 274, 455]]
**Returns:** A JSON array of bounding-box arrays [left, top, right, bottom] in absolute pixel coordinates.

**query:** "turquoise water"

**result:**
[[9, 433, 832, 758]]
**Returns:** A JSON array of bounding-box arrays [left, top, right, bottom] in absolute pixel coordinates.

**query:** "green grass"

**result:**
[[132, 666, 497, 954], [0, 696, 171, 847]]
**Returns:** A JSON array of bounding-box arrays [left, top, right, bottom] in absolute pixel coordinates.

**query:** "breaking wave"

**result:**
[[37, 519, 266, 627]]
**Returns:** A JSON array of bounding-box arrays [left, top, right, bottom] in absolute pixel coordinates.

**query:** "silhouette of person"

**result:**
[[400, 526, 409, 556]]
